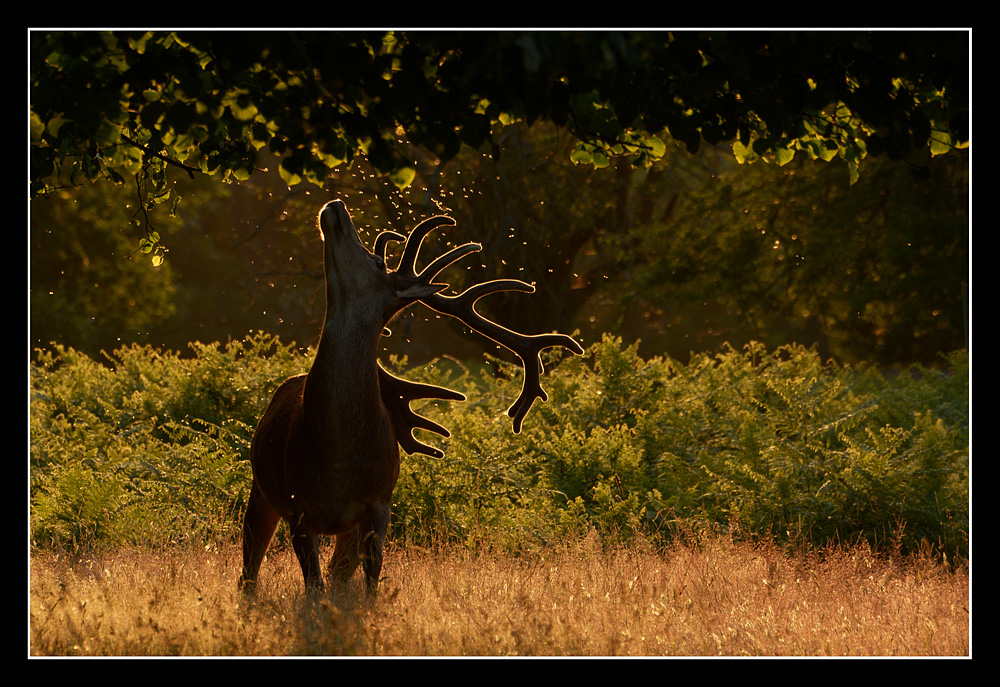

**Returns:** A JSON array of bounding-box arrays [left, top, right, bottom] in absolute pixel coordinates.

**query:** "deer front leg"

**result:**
[[290, 521, 325, 591], [239, 479, 281, 595]]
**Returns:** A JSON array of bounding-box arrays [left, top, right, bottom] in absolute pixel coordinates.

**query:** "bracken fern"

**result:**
[[29, 334, 968, 560]]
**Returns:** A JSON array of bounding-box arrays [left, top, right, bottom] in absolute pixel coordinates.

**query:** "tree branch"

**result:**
[[121, 133, 200, 178]]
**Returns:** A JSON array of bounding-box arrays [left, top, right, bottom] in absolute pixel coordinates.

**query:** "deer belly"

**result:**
[[283, 459, 398, 535], [286, 491, 391, 536]]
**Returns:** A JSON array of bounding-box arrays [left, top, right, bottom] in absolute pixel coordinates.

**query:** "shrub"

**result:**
[[29, 333, 304, 548], [29, 334, 968, 560]]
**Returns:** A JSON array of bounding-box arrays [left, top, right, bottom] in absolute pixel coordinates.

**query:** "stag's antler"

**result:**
[[377, 367, 465, 458], [423, 283, 583, 432], [379, 214, 584, 435]]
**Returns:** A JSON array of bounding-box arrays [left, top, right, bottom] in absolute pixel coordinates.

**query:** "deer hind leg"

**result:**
[[326, 527, 363, 587], [239, 479, 281, 594], [325, 505, 390, 594], [360, 504, 391, 596]]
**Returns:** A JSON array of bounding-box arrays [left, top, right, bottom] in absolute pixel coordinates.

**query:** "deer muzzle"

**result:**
[[319, 200, 359, 244]]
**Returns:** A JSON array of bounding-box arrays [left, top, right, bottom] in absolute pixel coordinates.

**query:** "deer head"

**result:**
[[317, 199, 446, 328]]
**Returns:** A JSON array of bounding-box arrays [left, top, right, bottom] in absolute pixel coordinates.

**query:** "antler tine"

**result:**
[[422, 281, 585, 433], [396, 215, 457, 279], [420, 242, 483, 283], [378, 366, 466, 458], [374, 230, 406, 262]]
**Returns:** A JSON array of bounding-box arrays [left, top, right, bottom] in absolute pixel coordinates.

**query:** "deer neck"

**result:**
[[302, 307, 388, 446]]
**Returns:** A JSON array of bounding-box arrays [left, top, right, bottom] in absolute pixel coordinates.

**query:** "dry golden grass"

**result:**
[[29, 532, 969, 657]]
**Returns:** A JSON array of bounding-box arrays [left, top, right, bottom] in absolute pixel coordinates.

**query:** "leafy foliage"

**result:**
[[30, 30, 968, 261], [30, 334, 968, 561], [459, 337, 969, 559], [29, 121, 968, 368], [630, 144, 968, 365], [29, 334, 305, 547]]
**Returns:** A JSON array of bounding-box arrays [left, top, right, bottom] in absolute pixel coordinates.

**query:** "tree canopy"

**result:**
[[30, 30, 968, 261]]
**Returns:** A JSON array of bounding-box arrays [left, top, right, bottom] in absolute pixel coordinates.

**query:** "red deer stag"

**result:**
[[239, 200, 583, 595]]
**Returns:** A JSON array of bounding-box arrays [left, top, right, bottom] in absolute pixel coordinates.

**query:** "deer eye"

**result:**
[[373, 255, 387, 271]]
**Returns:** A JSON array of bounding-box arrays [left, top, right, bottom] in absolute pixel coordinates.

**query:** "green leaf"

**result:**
[[388, 165, 416, 189], [732, 138, 757, 164], [590, 150, 610, 169], [278, 159, 302, 187], [929, 132, 953, 157], [570, 146, 593, 165], [774, 146, 795, 166], [846, 159, 860, 186], [642, 134, 666, 159]]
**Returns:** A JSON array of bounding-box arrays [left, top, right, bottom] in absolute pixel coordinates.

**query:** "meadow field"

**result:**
[[29, 532, 968, 657]]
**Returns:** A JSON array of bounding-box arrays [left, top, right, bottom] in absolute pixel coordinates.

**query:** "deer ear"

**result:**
[[395, 283, 447, 301]]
